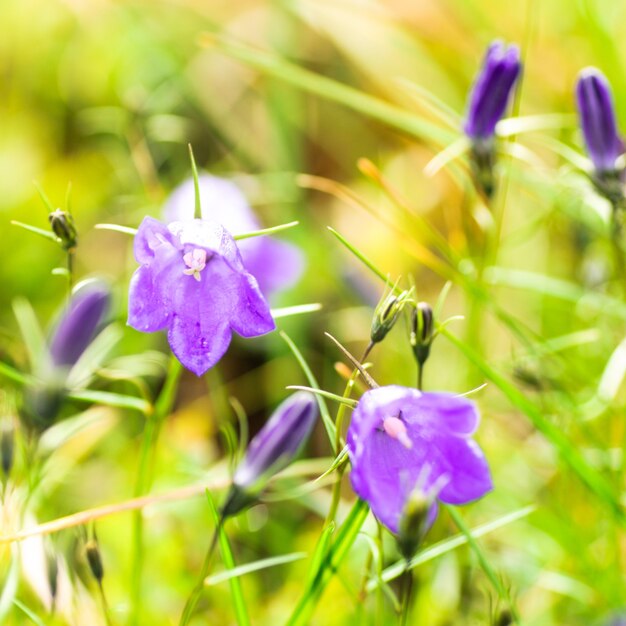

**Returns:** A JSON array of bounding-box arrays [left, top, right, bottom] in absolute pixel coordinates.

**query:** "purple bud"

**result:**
[[49, 281, 110, 367], [576, 68, 623, 174], [222, 392, 318, 517], [464, 41, 521, 140]]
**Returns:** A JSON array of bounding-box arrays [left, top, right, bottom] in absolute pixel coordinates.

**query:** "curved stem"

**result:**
[[179, 525, 220, 626]]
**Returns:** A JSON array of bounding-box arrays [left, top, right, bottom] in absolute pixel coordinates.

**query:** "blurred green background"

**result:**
[[2, 0, 626, 624]]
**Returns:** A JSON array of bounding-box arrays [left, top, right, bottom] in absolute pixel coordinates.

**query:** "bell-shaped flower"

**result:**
[[221, 391, 318, 517], [163, 174, 304, 297], [576, 68, 623, 174], [127, 216, 275, 376], [347, 385, 492, 534], [464, 41, 521, 141]]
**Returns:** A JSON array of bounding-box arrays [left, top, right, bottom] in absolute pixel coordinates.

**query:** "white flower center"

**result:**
[[383, 416, 412, 449], [183, 248, 208, 282]]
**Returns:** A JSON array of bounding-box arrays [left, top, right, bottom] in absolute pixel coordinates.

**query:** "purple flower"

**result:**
[[347, 386, 492, 534], [127, 216, 275, 376], [163, 175, 304, 297], [222, 392, 318, 517], [49, 280, 110, 367], [464, 41, 521, 140], [576, 68, 623, 174]]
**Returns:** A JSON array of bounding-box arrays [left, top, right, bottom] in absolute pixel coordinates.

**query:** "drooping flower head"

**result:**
[[576, 68, 623, 174], [127, 216, 275, 376], [222, 392, 318, 517], [163, 175, 304, 297], [347, 386, 492, 534], [464, 41, 522, 140]]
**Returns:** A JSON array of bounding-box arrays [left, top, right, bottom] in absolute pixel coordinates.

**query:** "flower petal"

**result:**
[[127, 266, 172, 332], [134, 216, 179, 264], [413, 392, 480, 436], [167, 310, 232, 377], [230, 273, 276, 338], [430, 436, 493, 505], [350, 430, 425, 534]]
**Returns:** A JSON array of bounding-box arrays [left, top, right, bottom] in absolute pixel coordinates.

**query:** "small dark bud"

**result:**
[[0, 419, 15, 478], [370, 289, 413, 344], [494, 609, 513, 626], [46, 550, 59, 608], [85, 539, 104, 584], [48, 209, 78, 251], [397, 488, 433, 560], [410, 302, 434, 366], [21, 382, 64, 431], [222, 392, 318, 518]]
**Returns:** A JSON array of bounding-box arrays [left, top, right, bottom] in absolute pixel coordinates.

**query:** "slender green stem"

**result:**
[[445, 505, 521, 624], [285, 499, 369, 626], [398, 566, 414, 626], [67, 250, 74, 293], [98, 581, 113, 626], [179, 525, 220, 626], [417, 362, 424, 391], [128, 357, 183, 626]]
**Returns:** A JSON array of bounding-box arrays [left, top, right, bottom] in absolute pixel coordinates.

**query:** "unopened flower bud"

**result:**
[[494, 609, 513, 626], [48, 209, 78, 251], [46, 549, 59, 609], [48, 280, 110, 368], [222, 392, 318, 518], [464, 41, 521, 198], [410, 302, 434, 366], [371, 289, 412, 344], [85, 539, 104, 584], [0, 419, 15, 478], [397, 487, 434, 560]]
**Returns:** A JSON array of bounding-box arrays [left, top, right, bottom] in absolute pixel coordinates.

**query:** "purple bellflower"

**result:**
[[464, 41, 521, 141], [163, 175, 304, 297], [127, 216, 275, 376], [222, 391, 318, 517], [464, 41, 521, 197], [347, 386, 492, 534], [576, 68, 623, 174], [49, 281, 110, 368], [576, 69, 626, 211], [24, 280, 110, 428]]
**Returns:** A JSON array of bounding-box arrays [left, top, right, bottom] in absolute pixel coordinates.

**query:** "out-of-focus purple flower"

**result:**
[[163, 175, 304, 297], [222, 392, 318, 517], [127, 216, 275, 376], [49, 281, 110, 367], [347, 386, 492, 534], [464, 41, 521, 140], [576, 68, 623, 174]]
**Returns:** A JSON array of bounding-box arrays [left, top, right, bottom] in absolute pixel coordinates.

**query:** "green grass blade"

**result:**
[[205, 33, 456, 148], [206, 491, 250, 626], [205, 552, 307, 586], [286, 499, 369, 626], [445, 505, 522, 624], [11, 220, 59, 244], [271, 303, 322, 319], [12, 298, 47, 371], [370, 505, 535, 590], [66, 389, 152, 414], [233, 220, 299, 241], [440, 327, 625, 523]]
